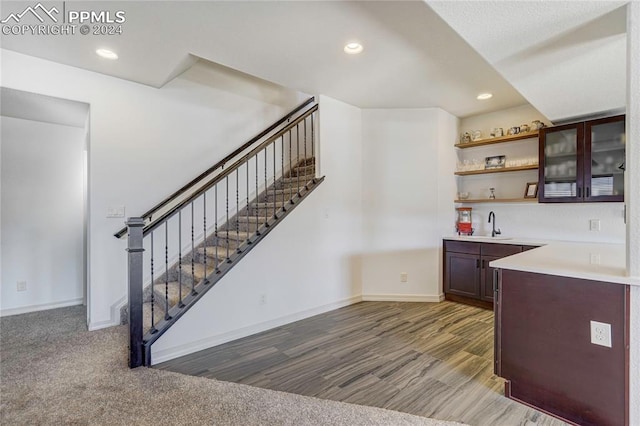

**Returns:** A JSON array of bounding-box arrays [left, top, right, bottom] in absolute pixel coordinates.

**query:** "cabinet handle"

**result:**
[[577, 187, 582, 198], [493, 269, 499, 294], [481, 259, 485, 269], [586, 187, 590, 198], [476, 259, 480, 269]]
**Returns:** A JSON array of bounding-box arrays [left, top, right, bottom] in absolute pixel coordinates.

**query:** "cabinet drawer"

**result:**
[[481, 243, 522, 257], [444, 240, 480, 255]]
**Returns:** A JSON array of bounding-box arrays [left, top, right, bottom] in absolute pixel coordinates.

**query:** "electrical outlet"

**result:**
[[400, 272, 408, 283], [589, 219, 601, 231], [590, 253, 601, 265], [259, 294, 267, 305], [17, 281, 27, 292], [590, 320, 612, 348]]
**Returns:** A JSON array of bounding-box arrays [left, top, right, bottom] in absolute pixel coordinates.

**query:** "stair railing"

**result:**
[[121, 98, 321, 367], [114, 97, 316, 239]]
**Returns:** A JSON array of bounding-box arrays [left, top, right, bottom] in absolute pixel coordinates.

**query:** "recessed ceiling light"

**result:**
[[344, 42, 363, 55], [477, 93, 493, 100], [96, 48, 118, 60]]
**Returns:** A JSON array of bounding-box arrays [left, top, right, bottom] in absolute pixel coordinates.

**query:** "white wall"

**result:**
[[151, 95, 363, 363], [459, 103, 549, 140], [0, 49, 303, 329], [1, 117, 85, 314], [436, 109, 461, 292], [360, 108, 457, 301]]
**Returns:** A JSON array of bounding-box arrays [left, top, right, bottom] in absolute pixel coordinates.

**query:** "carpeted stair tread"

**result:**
[[290, 165, 315, 176], [214, 230, 252, 240], [270, 187, 305, 195], [252, 201, 287, 209], [293, 164, 315, 171], [143, 300, 165, 332], [178, 262, 216, 282], [196, 246, 233, 261], [235, 216, 264, 223], [281, 175, 314, 184], [153, 281, 192, 308]]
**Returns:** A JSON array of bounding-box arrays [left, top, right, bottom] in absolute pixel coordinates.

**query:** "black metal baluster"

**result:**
[[215, 184, 220, 273], [296, 123, 300, 195], [191, 202, 196, 295], [304, 116, 309, 187], [203, 192, 208, 284], [264, 148, 269, 227], [246, 162, 250, 242], [226, 176, 230, 262], [288, 129, 293, 204], [236, 168, 241, 252], [164, 222, 169, 320], [281, 135, 285, 209], [255, 155, 260, 236], [311, 113, 315, 179], [150, 232, 156, 333], [178, 211, 184, 308], [273, 141, 277, 218]]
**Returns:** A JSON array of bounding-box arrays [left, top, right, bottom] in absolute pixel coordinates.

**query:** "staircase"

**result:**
[[117, 98, 323, 367]]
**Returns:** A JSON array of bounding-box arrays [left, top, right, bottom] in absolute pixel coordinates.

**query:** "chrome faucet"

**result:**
[[488, 211, 501, 237]]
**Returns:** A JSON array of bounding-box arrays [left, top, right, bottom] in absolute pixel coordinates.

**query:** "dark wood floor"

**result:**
[[156, 301, 566, 425]]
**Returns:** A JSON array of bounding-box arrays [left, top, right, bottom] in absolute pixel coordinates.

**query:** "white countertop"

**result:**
[[443, 235, 547, 246], [444, 236, 640, 286]]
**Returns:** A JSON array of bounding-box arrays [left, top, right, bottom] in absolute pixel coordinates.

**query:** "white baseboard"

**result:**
[[361, 293, 445, 303], [88, 318, 120, 331], [87, 295, 127, 331], [151, 294, 362, 365], [0, 298, 84, 317]]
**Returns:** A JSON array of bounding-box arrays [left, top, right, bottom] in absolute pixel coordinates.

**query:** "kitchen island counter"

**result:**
[[489, 240, 639, 286]]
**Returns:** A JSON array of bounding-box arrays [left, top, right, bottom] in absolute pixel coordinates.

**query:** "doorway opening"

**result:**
[[0, 88, 90, 324]]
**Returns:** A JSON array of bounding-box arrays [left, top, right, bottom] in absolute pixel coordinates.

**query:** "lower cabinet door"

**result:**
[[445, 252, 480, 298], [480, 255, 501, 302]]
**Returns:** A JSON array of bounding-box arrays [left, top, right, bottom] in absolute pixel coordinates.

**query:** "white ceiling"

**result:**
[[0, 1, 627, 120], [427, 1, 628, 121], [0, 1, 530, 117], [1, 87, 89, 128]]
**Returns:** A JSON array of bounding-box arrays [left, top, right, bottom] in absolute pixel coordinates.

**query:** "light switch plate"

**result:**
[[107, 206, 125, 218], [589, 219, 601, 231]]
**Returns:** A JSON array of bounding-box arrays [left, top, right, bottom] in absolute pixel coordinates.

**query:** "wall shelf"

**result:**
[[455, 131, 539, 149], [454, 198, 538, 204], [455, 165, 538, 176]]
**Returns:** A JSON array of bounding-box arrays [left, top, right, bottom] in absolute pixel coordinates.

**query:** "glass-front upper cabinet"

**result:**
[[585, 116, 625, 202], [539, 115, 625, 203], [539, 123, 583, 202]]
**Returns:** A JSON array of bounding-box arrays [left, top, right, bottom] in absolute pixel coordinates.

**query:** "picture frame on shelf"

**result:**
[[485, 155, 506, 169], [524, 182, 539, 199]]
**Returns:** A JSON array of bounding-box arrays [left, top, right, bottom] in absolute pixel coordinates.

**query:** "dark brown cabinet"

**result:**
[[495, 269, 629, 426], [480, 255, 501, 302], [445, 252, 480, 299], [539, 115, 625, 203], [443, 240, 528, 308]]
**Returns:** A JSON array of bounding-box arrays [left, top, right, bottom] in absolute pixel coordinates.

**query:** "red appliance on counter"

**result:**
[[455, 207, 474, 236]]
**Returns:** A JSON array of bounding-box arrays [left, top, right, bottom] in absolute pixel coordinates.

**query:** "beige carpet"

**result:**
[[0, 306, 467, 425]]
